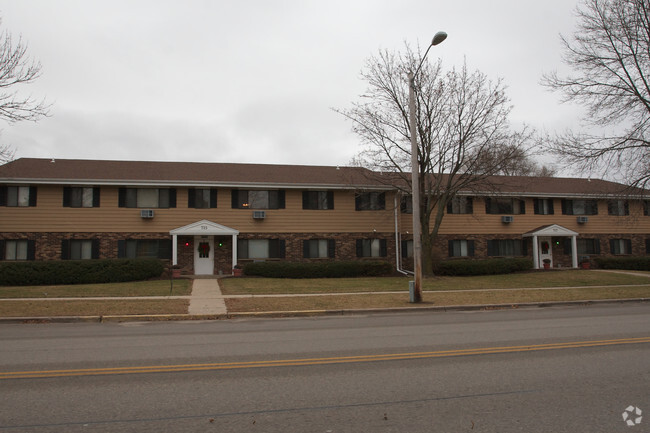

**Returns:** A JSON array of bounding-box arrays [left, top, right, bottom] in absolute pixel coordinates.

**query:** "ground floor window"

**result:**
[[1, 240, 34, 260], [356, 239, 387, 258], [303, 239, 335, 258], [62, 239, 99, 260], [609, 239, 632, 255], [118, 239, 171, 259], [238, 239, 285, 259], [487, 239, 527, 257], [449, 240, 475, 257], [563, 238, 601, 255], [401, 240, 413, 258]]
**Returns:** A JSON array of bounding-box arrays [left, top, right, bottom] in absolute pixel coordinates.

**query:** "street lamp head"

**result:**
[[431, 31, 447, 46]]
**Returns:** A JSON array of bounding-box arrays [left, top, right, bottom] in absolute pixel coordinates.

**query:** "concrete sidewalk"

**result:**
[[187, 278, 227, 315]]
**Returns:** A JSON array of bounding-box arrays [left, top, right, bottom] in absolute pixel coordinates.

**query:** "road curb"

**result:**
[[0, 297, 647, 324]]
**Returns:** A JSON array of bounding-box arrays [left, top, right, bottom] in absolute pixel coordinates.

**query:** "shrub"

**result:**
[[243, 261, 393, 278], [434, 258, 533, 276], [594, 256, 650, 271], [0, 259, 164, 286]]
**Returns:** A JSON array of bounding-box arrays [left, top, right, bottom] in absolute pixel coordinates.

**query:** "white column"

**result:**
[[172, 234, 178, 266], [531, 235, 539, 269], [232, 234, 238, 273], [571, 235, 578, 268]]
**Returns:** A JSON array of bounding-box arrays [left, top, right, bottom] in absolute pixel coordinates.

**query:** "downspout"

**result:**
[[395, 193, 412, 275]]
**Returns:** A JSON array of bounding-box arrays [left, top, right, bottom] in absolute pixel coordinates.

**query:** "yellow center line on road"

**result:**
[[2, 336, 649, 380]]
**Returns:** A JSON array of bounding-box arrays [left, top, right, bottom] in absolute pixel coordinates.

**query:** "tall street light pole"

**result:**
[[409, 31, 447, 303]]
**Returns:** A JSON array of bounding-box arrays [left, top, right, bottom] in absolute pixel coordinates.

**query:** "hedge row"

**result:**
[[243, 261, 394, 278], [594, 256, 650, 271], [433, 258, 533, 276], [0, 259, 165, 286]]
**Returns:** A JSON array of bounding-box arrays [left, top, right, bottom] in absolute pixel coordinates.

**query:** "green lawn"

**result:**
[[0, 279, 192, 298], [219, 270, 650, 295]]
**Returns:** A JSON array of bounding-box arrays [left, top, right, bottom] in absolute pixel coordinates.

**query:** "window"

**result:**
[[1, 240, 35, 260], [644, 201, 650, 216], [237, 239, 286, 259], [63, 187, 100, 208], [646, 238, 650, 254], [401, 240, 413, 258], [448, 240, 475, 257], [232, 190, 285, 209], [118, 239, 172, 259], [188, 189, 217, 209], [485, 198, 525, 215], [561, 199, 598, 215], [533, 198, 554, 215], [355, 192, 386, 211], [302, 191, 334, 210], [0, 186, 36, 207], [607, 200, 629, 216], [400, 196, 412, 214], [303, 239, 335, 258], [487, 239, 527, 256], [356, 239, 387, 257], [62, 239, 99, 260], [447, 197, 473, 214], [610, 239, 632, 255], [565, 238, 601, 255], [118, 188, 176, 208]]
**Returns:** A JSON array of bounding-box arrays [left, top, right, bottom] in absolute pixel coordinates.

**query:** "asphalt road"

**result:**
[[0, 304, 648, 432]]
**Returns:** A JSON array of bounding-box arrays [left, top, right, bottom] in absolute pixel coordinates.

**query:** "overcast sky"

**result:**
[[0, 0, 581, 167]]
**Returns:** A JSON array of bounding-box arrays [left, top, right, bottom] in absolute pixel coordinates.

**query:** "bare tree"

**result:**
[[542, 0, 650, 187], [0, 142, 15, 164], [0, 19, 50, 163], [472, 143, 556, 176], [337, 47, 532, 274]]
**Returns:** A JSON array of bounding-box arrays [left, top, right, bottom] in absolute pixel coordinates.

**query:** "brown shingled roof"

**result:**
[[0, 158, 646, 197], [0, 158, 382, 188]]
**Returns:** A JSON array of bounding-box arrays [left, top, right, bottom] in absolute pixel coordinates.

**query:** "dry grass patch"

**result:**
[[0, 279, 191, 299], [224, 286, 650, 312], [0, 299, 189, 317], [220, 270, 650, 295]]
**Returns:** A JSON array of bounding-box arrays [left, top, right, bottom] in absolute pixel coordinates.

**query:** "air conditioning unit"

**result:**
[[140, 209, 155, 219], [252, 210, 266, 219], [502, 215, 514, 223], [577, 216, 589, 224]]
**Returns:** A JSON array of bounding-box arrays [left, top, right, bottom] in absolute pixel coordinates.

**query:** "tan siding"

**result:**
[[397, 198, 650, 235], [0, 187, 397, 234], [4, 188, 650, 236]]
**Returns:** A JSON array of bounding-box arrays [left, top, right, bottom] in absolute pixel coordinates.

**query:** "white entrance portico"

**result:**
[[523, 224, 579, 269], [170, 220, 239, 275]]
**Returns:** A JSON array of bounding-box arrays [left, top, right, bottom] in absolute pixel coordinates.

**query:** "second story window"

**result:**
[[302, 191, 334, 210], [447, 197, 473, 214], [533, 198, 554, 215], [607, 200, 629, 216], [485, 197, 525, 215], [119, 188, 176, 208], [232, 190, 285, 209], [63, 187, 100, 208], [355, 192, 385, 211], [561, 199, 598, 215], [1, 186, 37, 207], [188, 189, 217, 209]]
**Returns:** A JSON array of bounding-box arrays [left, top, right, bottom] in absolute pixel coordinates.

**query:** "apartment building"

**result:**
[[1, 158, 648, 275]]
